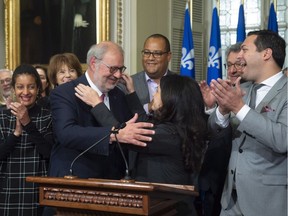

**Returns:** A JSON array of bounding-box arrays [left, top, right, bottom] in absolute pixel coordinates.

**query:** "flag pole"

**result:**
[[180, 0, 195, 78], [189, 0, 193, 27], [271, 0, 277, 11]]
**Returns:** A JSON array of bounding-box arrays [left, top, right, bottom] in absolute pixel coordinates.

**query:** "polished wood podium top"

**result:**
[[26, 176, 198, 215], [26, 176, 197, 196]]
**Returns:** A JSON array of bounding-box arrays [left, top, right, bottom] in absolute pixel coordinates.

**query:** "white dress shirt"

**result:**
[[85, 72, 110, 110], [215, 71, 284, 127]]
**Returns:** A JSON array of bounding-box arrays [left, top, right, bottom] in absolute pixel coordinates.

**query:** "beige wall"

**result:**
[[135, 0, 171, 73]]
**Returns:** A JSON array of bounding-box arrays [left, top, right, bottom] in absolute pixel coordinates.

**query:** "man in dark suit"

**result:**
[[198, 43, 243, 216], [119, 34, 175, 114], [48, 41, 154, 180]]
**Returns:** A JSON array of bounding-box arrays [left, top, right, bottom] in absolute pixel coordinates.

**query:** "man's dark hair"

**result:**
[[153, 74, 207, 172], [247, 30, 286, 68], [145, 34, 171, 52]]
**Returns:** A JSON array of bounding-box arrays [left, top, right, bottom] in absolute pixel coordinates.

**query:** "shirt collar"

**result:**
[[85, 71, 103, 96], [261, 71, 284, 88], [144, 70, 169, 82]]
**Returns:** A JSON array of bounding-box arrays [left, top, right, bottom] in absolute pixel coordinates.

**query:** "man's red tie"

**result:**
[[100, 94, 105, 102]]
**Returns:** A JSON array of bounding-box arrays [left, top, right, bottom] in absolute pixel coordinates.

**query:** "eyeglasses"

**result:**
[[100, 61, 127, 74], [224, 62, 246, 70], [0, 78, 12, 85], [141, 50, 169, 58]]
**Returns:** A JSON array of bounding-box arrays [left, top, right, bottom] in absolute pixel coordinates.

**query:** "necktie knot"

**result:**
[[100, 94, 105, 102]]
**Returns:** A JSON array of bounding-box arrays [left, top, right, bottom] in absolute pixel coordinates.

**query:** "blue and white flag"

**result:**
[[207, 7, 222, 85], [236, 3, 246, 42], [180, 3, 195, 78], [268, 2, 278, 33]]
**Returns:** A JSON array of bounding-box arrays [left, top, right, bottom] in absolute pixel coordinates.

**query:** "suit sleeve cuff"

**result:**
[[236, 104, 250, 122]]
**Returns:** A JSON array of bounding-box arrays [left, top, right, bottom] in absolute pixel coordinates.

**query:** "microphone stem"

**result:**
[[69, 133, 110, 176], [114, 134, 131, 180]]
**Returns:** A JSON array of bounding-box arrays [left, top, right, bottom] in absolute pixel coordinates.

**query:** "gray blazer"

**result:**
[[118, 70, 175, 105], [209, 75, 287, 216]]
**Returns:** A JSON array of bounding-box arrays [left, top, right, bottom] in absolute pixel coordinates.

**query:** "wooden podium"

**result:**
[[26, 176, 198, 216]]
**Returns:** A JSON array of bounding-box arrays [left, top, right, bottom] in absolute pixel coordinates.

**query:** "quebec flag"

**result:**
[[236, 3, 246, 42], [180, 3, 195, 78], [268, 2, 278, 33], [207, 7, 222, 85]]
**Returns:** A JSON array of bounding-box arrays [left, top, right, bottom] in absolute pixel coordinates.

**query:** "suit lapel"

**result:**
[[256, 75, 287, 112], [134, 71, 150, 104], [238, 75, 287, 147], [108, 88, 128, 123], [73, 75, 93, 112]]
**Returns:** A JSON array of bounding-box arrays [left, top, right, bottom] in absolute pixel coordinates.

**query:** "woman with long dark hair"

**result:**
[[126, 74, 207, 183], [75, 74, 207, 215], [76, 74, 207, 183]]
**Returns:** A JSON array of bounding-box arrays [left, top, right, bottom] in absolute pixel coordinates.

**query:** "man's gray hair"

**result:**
[[0, 69, 13, 75], [86, 41, 124, 65], [225, 42, 242, 61]]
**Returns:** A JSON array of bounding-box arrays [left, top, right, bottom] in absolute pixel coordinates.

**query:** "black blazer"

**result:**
[[198, 125, 232, 194], [94, 92, 194, 185], [48, 75, 133, 179]]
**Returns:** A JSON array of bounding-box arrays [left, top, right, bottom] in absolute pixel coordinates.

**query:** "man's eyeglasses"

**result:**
[[0, 78, 12, 85], [100, 61, 127, 74], [141, 50, 169, 58], [224, 62, 246, 70]]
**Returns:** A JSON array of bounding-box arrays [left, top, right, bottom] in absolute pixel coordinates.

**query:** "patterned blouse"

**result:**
[[0, 104, 54, 216]]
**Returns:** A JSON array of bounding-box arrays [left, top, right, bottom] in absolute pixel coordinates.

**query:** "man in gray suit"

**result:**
[[209, 30, 287, 216], [123, 34, 174, 114]]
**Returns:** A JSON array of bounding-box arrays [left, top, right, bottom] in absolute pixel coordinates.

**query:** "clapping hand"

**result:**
[[199, 80, 216, 108], [10, 102, 30, 126]]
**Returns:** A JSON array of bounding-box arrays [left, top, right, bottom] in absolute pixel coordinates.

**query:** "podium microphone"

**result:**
[[111, 123, 133, 182], [65, 123, 130, 180]]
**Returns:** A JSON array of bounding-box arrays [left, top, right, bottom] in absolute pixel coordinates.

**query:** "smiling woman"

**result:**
[[4, 0, 110, 69], [0, 64, 54, 215]]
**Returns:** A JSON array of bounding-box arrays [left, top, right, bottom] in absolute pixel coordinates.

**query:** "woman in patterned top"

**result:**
[[0, 65, 54, 216]]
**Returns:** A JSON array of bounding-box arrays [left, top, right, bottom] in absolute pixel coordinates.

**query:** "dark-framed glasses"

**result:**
[[100, 61, 127, 74], [224, 62, 246, 70], [141, 50, 169, 58]]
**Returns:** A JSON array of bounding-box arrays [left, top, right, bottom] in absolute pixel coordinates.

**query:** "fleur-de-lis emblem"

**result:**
[[181, 47, 194, 70], [208, 46, 221, 69]]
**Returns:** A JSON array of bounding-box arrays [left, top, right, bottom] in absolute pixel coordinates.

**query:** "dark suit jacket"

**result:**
[[130, 122, 193, 184], [93, 92, 194, 185], [131, 70, 175, 105], [198, 125, 232, 194], [48, 75, 133, 179]]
